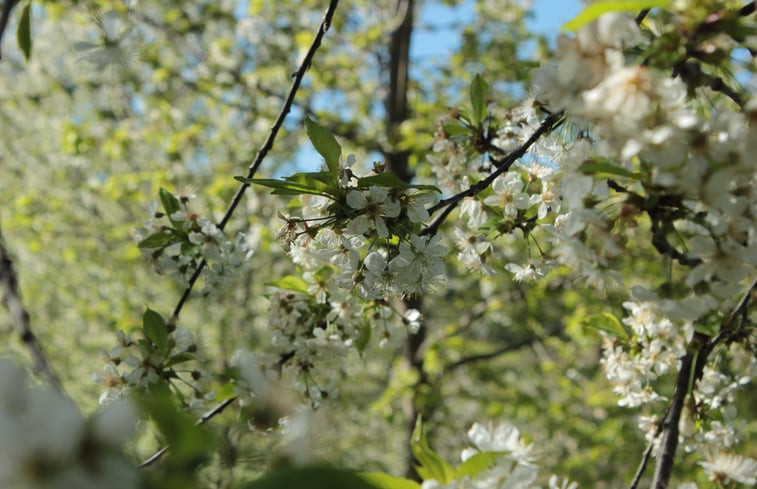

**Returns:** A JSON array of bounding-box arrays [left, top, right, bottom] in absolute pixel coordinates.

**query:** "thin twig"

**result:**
[[138, 396, 238, 468], [140, 0, 340, 469], [420, 111, 563, 237], [0, 0, 19, 60], [628, 411, 668, 489], [169, 0, 340, 326], [444, 333, 548, 371], [0, 227, 64, 393]]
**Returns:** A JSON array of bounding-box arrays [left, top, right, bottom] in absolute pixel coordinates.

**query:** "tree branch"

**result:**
[[650, 345, 696, 489], [138, 396, 238, 468], [169, 0, 340, 326], [0, 0, 19, 60], [444, 332, 549, 371], [0, 226, 64, 393], [420, 111, 563, 237], [143, 0, 340, 469], [628, 407, 670, 489]]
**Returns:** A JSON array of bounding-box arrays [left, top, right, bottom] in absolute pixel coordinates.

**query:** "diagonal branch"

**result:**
[[138, 396, 238, 468], [0, 226, 64, 393], [420, 110, 563, 237], [168, 0, 340, 326], [140, 0, 339, 469], [0, 0, 19, 60]]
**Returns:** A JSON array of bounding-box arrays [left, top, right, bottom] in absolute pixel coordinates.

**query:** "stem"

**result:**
[[138, 396, 238, 468], [420, 111, 562, 237]]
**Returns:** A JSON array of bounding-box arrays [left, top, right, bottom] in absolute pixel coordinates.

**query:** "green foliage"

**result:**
[[582, 312, 631, 341], [562, 1, 671, 31], [242, 466, 380, 489], [305, 118, 342, 174], [16, 3, 32, 61], [469, 74, 489, 126], [411, 417, 456, 483], [359, 472, 421, 489], [143, 307, 170, 357]]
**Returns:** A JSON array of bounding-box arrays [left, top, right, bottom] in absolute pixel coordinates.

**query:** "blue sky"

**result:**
[[287, 0, 583, 175]]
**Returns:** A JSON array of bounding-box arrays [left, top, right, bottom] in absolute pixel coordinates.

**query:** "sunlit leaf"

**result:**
[[17, 3, 32, 61], [470, 74, 489, 125], [305, 118, 342, 175], [411, 417, 456, 484], [562, 1, 670, 32], [143, 307, 170, 356], [583, 312, 630, 340], [359, 472, 421, 489]]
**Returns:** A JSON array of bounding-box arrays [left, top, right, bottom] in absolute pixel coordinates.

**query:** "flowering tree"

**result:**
[[0, 0, 755, 488]]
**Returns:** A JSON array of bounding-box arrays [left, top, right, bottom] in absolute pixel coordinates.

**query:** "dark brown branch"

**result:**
[[138, 396, 238, 468], [420, 111, 563, 237], [650, 346, 696, 489], [0, 0, 19, 60], [635, 9, 650, 25], [628, 407, 670, 489], [444, 333, 548, 371], [0, 227, 64, 394], [169, 0, 340, 325]]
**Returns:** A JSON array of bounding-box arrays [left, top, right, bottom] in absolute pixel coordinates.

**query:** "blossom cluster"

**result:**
[[419, 421, 577, 489], [95, 312, 213, 411], [135, 187, 251, 296]]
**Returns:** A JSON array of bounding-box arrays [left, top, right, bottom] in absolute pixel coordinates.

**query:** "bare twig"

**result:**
[[0, 227, 64, 393], [169, 0, 340, 326], [420, 111, 563, 237], [0, 0, 19, 60], [138, 396, 238, 468]]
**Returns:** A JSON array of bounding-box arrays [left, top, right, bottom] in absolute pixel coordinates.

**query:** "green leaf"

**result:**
[[579, 161, 642, 180], [165, 352, 194, 367], [443, 123, 470, 138], [241, 177, 334, 198], [242, 466, 379, 489], [267, 275, 309, 294], [411, 417, 456, 484], [137, 231, 176, 249], [285, 171, 339, 195], [562, 1, 670, 32], [457, 451, 507, 478], [305, 118, 342, 175], [355, 321, 371, 355], [143, 308, 170, 356], [359, 472, 421, 489], [159, 187, 181, 216], [583, 312, 630, 340], [357, 172, 409, 189], [17, 3, 32, 61], [137, 391, 215, 471], [470, 74, 489, 125]]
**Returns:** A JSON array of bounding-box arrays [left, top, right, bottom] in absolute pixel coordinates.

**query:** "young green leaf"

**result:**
[[411, 417, 456, 484], [266, 275, 310, 294], [583, 312, 630, 340], [242, 466, 380, 489], [456, 451, 507, 478], [305, 118, 342, 175], [470, 74, 489, 125], [159, 187, 181, 216], [562, 1, 670, 32], [579, 161, 642, 180], [17, 3, 32, 61], [357, 172, 409, 189], [143, 307, 170, 356], [137, 231, 176, 249], [359, 472, 421, 489]]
